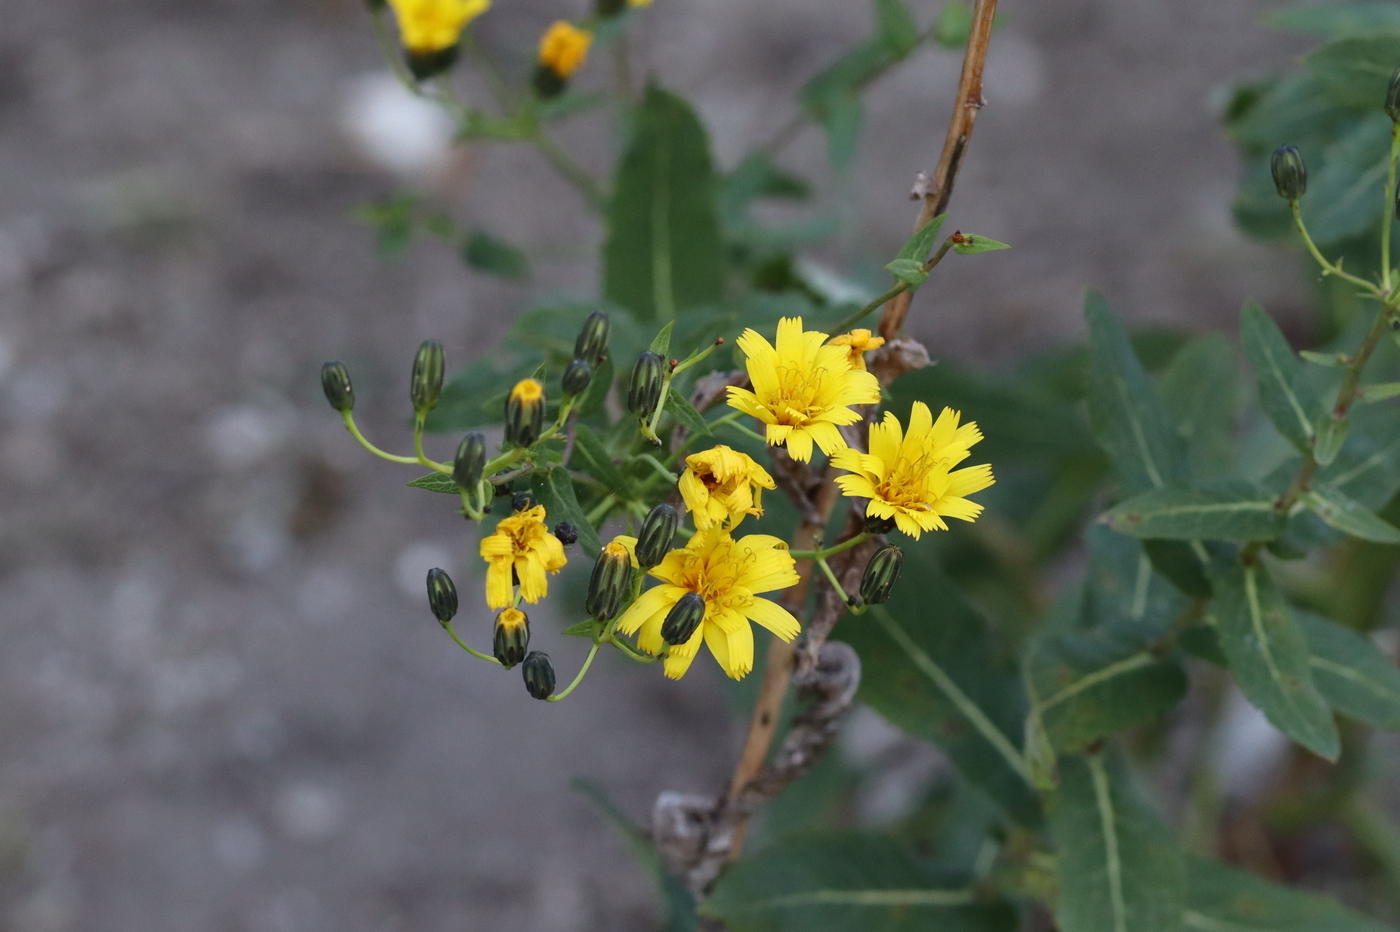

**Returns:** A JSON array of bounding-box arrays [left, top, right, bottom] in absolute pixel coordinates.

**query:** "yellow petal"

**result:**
[[744, 597, 801, 641], [614, 584, 680, 635], [485, 559, 514, 609]]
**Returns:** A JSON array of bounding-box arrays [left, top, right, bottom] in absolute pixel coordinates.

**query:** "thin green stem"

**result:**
[[636, 454, 676, 484], [343, 411, 442, 467], [530, 129, 607, 209], [444, 621, 502, 664], [586, 493, 618, 526], [789, 531, 874, 561], [832, 238, 957, 334], [814, 556, 854, 606], [413, 414, 454, 472], [546, 643, 600, 701], [718, 416, 767, 445], [1291, 202, 1382, 295], [602, 634, 660, 663], [671, 339, 724, 376], [1385, 127, 1400, 291]]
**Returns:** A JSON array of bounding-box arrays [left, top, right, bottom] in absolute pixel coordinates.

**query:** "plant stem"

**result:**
[[547, 643, 600, 701], [444, 621, 502, 664], [343, 411, 446, 469], [531, 129, 608, 209], [789, 531, 874, 561], [834, 238, 956, 334], [1290, 203, 1382, 295], [1384, 125, 1400, 292], [413, 414, 453, 472]]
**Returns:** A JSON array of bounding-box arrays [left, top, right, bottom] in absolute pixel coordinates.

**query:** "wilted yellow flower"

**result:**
[[615, 528, 800, 680], [832, 402, 994, 539], [828, 329, 885, 371], [678, 445, 775, 530], [479, 505, 568, 608], [726, 317, 881, 463], [387, 0, 490, 54], [538, 21, 592, 78]]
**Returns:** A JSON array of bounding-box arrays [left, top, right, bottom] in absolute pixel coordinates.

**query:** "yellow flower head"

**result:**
[[678, 445, 776, 530], [387, 0, 490, 54], [538, 21, 592, 78], [628, 0, 653, 6], [726, 317, 881, 463], [615, 528, 800, 680], [479, 505, 568, 609], [832, 402, 995, 539], [828, 329, 886, 371]]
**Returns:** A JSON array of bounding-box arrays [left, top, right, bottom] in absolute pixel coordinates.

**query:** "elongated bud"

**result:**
[[493, 608, 531, 669], [411, 340, 446, 413], [628, 351, 666, 416], [511, 491, 538, 513], [1270, 145, 1307, 202], [564, 361, 594, 400], [453, 432, 486, 490], [554, 522, 579, 546], [406, 46, 458, 81], [1387, 66, 1400, 122], [321, 362, 355, 413], [635, 503, 678, 569], [426, 567, 458, 623], [522, 651, 555, 700], [504, 378, 546, 447], [860, 545, 904, 606], [585, 542, 633, 621], [573, 310, 611, 362], [661, 592, 706, 645]]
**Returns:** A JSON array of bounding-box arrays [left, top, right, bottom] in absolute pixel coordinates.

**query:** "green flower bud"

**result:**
[[660, 592, 706, 645], [595, 0, 625, 16], [1270, 145, 1307, 202], [504, 378, 546, 447], [453, 432, 486, 491], [554, 522, 579, 546], [411, 339, 446, 413], [532, 63, 567, 99], [1387, 66, 1400, 122], [522, 651, 555, 700], [493, 608, 531, 669], [426, 567, 458, 623], [585, 541, 634, 621], [406, 46, 459, 82], [859, 544, 903, 606], [562, 359, 593, 397], [627, 351, 666, 416], [573, 310, 611, 362], [511, 491, 538, 513], [321, 362, 355, 414], [635, 503, 678, 569]]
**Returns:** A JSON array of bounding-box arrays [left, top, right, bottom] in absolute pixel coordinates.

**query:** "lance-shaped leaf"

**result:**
[[569, 423, 626, 491], [1049, 748, 1185, 932], [530, 467, 601, 556], [1186, 855, 1393, 932], [1209, 560, 1339, 759], [1303, 485, 1400, 543], [840, 560, 1041, 826], [1307, 34, 1400, 109], [1102, 482, 1285, 543], [702, 832, 1017, 932], [603, 86, 724, 322], [1159, 333, 1237, 480], [1242, 302, 1328, 452], [1085, 292, 1188, 495], [407, 472, 462, 494], [1297, 611, 1400, 729], [1299, 113, 1393, 245], [1085, 525, 1192, 641], [894, 213, 948, 264]]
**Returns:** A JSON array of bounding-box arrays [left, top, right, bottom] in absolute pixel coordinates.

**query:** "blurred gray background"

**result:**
[[0, 0, 1314, 929]]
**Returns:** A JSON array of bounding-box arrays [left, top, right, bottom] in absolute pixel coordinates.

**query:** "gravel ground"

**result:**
[[0, 0, 1315, 929]]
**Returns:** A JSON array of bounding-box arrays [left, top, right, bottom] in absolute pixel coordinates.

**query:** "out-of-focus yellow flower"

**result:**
[[678, 445, 775, 530], [828, 329, 885, 371], [628, 0, 654, 6], [479, 505, 568, 608], [387, 0, 490, 54], [615, 528, 800, 680], [726, 317, 881, 463], [833, 402, 994, 539], [538, 21, 592, 78]]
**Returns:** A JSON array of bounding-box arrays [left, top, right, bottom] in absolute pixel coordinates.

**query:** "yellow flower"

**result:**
[[387, 0, 490, 54], [678, 445, 776, 530], [828, 329, 885, 371], [479, 505, 568, 609], [538, 21, 592, 79], [628, 0, 653, 6], [726, 317, 881, 463], [615, 528, 800, 680], [832, 402, 995, 539]]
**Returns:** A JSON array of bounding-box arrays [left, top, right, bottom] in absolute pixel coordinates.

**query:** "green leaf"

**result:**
[[354, 193, 419, 261], [875, 0, 920, 57], [570, 423, 627, 491], [1265, 2, 1400, 37], [820, 94, 864, 173], [1307, 35, 1400, 110], [839, 556, 1041, 826], [650, 320, 675, 356], [1241, 301, 1325, 452], [603, 85, 724, 322], [1297, 611, 1400, 728], [1300, 350, 1349, 367], [1185, 855, 1394, 932], [1085, 525, 1192, 641], [1085, 292, 1188, 495], [932, 0, 974, 49], [702, 832, 1017, 932], [1359, 381, 1400, 402], [1142, 540, 1215, 599], [561, 619, 604, 639], [1316, 415, 1400, 509], [1028, 633, 1187, 752], [407, 472, 461, 494], [665, 391, 711, 436], [461, 229, 529, 280], [896, 213, 949, 262], [1049, 748, 1185, 932], [1159, 333, 1237, 479], [1303, 485, 1400, 543], [951, 234, 1011, 255], [1102, 482, 1285, 542], [427, 353, 533, 432], [718, 153, 811, 226], [885, 257, 929, 286], [1300, 113, 1393, 245], [530, 467, 602, 555], [1209, 560, 1339, 759]]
